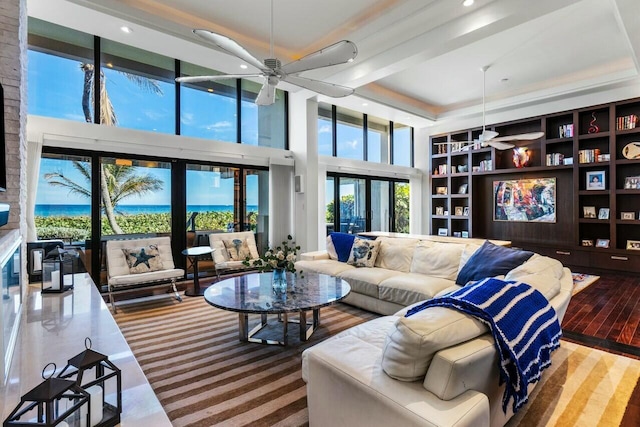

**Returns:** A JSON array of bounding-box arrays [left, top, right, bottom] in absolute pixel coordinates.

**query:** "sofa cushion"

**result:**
[[374, 237, 420, 272], [347, 237, 381, 267], [295, 259, 355, 276], [338, 267, 400, 298], [328, 232, 356, 262], [382, 307, 488, 381], [379, 273, 456, 306], [457, 243, 482, 274], [122, 245, 164, 274], [411, 242, 466, 281], [504, 254, 563, 300], [223, 238, 252, 261], [455, 241, 534, 285]]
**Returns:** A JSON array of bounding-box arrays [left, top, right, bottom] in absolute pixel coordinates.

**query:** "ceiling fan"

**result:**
[[175, 0, 358, 106], [451, 66, 544, 151]]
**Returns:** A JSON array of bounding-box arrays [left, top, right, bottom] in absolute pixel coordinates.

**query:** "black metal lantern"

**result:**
[[3, 363, 90, 427], [41, 248, 74, 294], [57, 339, 121, 427]]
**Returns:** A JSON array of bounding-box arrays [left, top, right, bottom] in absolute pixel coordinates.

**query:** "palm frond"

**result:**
[[44, 171, 91, 199], [100, 72, 118, 126], [122, 73, 164, 96]]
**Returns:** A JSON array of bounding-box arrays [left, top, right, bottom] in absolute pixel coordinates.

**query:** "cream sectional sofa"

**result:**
[[298, 235, 573, 427]]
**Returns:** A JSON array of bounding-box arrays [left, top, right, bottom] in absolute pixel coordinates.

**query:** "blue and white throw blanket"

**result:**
[[405, 277, 561, 413]]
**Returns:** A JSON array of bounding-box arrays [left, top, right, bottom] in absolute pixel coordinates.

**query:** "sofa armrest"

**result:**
[[299, 250, 330, 261], [424, 334, 499, 402]]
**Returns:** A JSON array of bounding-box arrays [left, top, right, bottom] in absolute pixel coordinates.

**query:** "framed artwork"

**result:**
[[598, 208, 609, 220], [595, 238, 610, 248], [458, 183, 468, 194], [624, 176, 640, 189], [463, 206, 470, 216], [435, 206, 444, 216], [461, 231, 469, 238], [453, 231, 461, 237], [437, 228, 448, 236], [621, 212, 636, 220], [583, 206, 596, 218], [436, 186, 448, 195], [454, 206, 464, 216], [586, 171, 605, 190], [581, 239, 594, 247], [627, 240, 640, 250], [493, 177, 556, 222]]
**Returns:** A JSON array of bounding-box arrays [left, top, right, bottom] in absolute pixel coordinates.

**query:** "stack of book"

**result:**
[[558, 124, 574, 138], [578, 148, 603, 163], [477, 160, 492, 171], [616, 114, 638, 130], [546, 153, 565, 166]]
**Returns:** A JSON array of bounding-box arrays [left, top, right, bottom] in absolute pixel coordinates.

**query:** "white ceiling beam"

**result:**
[[611, 0, 640, 72]]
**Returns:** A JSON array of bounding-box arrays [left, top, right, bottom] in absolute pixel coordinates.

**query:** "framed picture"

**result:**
[[586, 170, 605, 190], [583, 206, 596, 219], [595, 238, 610, 248], [461, 231, 469, 238], [624, 176, 640, 189], [435, 206, 444, 216], [598, 208, 609, 220], [493, 177, 556, 222], [621, 211, 636, 220], [436, 186, 448, 195], [453, 231, 461, 237], [463, 206, 470, 216], [454, 206, 464, 216], [458, 183, 468, 194], [627, 240, 640, 250], [581, 239, 594, 247], [437, 228, 448, 236]]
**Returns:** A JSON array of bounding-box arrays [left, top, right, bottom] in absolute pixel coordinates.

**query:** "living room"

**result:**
[[1, 0, 640, 426]]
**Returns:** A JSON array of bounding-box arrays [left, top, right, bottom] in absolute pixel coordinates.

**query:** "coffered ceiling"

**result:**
[[28, 0, 640, 129]]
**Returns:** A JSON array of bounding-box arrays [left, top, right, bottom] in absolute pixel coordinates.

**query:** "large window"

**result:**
[[241, 80, 286, 148], [186, 165, 236, 234], [371, 180, 391, 231], [394, 182, 410, 233], [244, 169, 269, 251], [339, 177, 366, 233], [336, 106, 364, 160], [368, 115, 390, 163], [27, 18, 94, 122], [393, 122, 413, 167], [318, 102, 333, 156], [35, 153, 93, 243], [180, 62, 237, 142], [100, 40, 175, 133], [99, 157, 172, 236]]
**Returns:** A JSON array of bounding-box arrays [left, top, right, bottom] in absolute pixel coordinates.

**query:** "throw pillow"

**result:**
[[328, 232, 356, 262], [410, 242, 464, 280], [223, 238, 252, 261], [347, 237, 381, 267], [375, 237, 420, 272], [455, 241, 534, 286], [122, 245, 164, 274]]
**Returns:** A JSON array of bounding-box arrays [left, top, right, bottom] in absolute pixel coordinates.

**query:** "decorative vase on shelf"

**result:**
[[272, 267, 287, 294]]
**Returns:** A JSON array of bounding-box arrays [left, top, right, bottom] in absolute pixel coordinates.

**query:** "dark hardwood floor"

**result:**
[[562, 272, 640, 360]]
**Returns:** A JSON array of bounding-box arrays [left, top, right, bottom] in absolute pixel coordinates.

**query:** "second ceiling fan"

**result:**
[[176, 0, 358, 106]]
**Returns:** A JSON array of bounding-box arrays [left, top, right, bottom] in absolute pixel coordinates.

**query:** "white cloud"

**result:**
[[204, 121, 233, 131], [318, 125, 331, 134], [181, 113, 194, 125], [144, 110, 167, 120], [346, 139, 359, 149]]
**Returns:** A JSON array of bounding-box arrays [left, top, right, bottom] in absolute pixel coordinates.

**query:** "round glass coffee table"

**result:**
[[204, 271, 350, 345]]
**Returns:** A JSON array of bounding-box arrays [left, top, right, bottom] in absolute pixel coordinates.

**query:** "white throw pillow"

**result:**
[[347, 238, 381, 268], [382, 307, 488, 381], [326, 235, 338, 260], [410, 242, 465, 280], [374, 237, 419, 272]]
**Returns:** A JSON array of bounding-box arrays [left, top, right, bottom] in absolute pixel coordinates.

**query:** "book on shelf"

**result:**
[[578, 148, 605, 163], [546, 153, 565, 166], [616, 114, 638, 130], [558, 124, 574, 138]]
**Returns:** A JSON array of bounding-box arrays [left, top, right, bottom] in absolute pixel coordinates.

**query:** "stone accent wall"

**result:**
[[0, 0, 27, 236]]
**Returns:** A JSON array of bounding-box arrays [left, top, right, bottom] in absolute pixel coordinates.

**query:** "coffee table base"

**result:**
[[238, 309, 320, 346]]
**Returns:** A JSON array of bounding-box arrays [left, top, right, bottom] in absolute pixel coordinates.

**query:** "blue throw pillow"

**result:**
[[456, 241, 534, 286], [329, 232, 356, 262]]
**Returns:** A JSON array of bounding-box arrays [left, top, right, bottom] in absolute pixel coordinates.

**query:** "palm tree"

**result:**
[[45, 162, 163, 234]]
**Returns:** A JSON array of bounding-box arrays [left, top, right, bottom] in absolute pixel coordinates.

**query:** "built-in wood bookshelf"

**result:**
[[429, 97, 640, 273]]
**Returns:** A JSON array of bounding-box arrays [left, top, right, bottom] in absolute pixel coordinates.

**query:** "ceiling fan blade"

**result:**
[[176, 74, 262, 83], [255, 79, 277, 106], [487, 141, 515, 150], [491, 131, 545, 142], [281, 40, 358, 75], [193, 29, 267, 71], [284, 75, 354, 98], [479, 130, 499, 141]]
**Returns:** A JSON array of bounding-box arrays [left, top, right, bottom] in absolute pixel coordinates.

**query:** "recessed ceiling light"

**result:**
[[362, 103, 368, 106], [240, 64, 248, 69], [120, 26, 133, 34], [463, 0, 474, 6], [501, 78, 509, 83], [347, 58, 354, 63], [207, 88, 214, 93]]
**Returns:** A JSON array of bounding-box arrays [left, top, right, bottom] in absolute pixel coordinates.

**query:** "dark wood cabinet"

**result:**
[[429, 97, 640, 273]]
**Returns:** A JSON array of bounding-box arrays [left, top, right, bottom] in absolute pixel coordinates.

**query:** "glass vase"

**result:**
[[272, 267, 287, 293]]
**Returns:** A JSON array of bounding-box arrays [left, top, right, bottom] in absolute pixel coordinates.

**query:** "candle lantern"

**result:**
[[3, 363, 90, 427], [57, 339, 121, 427], [41, 248, 75, 294]]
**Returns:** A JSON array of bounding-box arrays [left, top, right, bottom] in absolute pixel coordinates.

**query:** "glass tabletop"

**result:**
[[204, 271, 350, 314]]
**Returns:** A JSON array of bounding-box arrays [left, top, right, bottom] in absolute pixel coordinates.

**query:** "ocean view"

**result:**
[[35, 204, 258, 217]]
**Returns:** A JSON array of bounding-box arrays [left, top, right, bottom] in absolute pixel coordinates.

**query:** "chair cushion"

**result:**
[[295, 259, 355, 276], [455, 241, 534, 285], [338, 268, 399, 298], [411, 242, 465, 281], [122, 245, 164, 274], [109, 268, 183, 287], [379, 273, 455, 306], [347, 237, 381, 267], [374, 237, 419, 272]]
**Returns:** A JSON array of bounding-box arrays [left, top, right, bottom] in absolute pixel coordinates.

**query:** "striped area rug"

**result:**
[[114, 297, 640, 427], [113, 296, 377, 426]]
